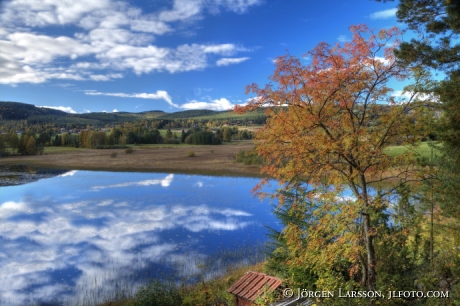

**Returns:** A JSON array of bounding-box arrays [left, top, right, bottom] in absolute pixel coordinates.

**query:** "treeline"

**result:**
[[63, 126, 251, 148], [0, 131, 48, 156], [0, 126, 252, 154]]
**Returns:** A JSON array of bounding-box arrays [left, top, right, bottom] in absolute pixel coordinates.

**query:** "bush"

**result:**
[[110, 152, 118, 158], [186, 150, 196, 157], [233, 150, 264, 165], [132, 280, 182, 306], [125, 147, 133, 154]]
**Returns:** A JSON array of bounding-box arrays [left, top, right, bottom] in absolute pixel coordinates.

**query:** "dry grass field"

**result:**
[[1, 141, 263, 176]]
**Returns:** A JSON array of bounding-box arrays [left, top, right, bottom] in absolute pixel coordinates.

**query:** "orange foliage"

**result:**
[[236, 24, 429, 291]]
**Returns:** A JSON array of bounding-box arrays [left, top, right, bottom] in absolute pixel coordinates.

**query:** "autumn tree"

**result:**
[[26, 136, 37, 155], [222, 127, 232, 142], [236, 25, 428, 292]]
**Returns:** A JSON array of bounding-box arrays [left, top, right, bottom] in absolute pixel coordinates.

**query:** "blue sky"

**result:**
[[0, 0, 404, 114]]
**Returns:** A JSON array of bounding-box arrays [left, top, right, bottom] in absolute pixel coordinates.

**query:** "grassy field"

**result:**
[[2, 141, 442, 177], [383, 142, 442, 159], [2, 140, 263, 176]]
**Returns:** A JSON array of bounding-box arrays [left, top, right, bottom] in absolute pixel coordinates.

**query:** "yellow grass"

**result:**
[[2, 141, 263, 176]]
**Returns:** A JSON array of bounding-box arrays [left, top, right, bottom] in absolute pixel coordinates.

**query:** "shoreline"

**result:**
[[0, 141, 265, 179]]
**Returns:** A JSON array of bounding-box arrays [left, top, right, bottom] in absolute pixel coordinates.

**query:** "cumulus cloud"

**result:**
[[0, 0, 111, 28], [216, 57, 250, 66], [38, 105, 77, 113], [181, 97, 235, 111], [0, 0, 256, 85], [369, 8, 397, 20]]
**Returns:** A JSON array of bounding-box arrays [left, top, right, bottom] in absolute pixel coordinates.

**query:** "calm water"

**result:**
[[0, 171, 280, 305]]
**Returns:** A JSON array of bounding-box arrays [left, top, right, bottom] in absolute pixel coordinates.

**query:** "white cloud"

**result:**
[[0, 0, 255, 85], [84, 90, 179, 108], [369, 8, 397, 20], [337, 35, 350, 42], [181, 97, 234, 111], [207, 0, 262, 14], [203, 44, 240, 55], [38, 105, 77, 113], [373, 56, 391, 66], [0, 0, 111, 27], [53, 83, 74, 88], [216, 57, 250, 66], [391, 90, 439, 103], [85, 90, 240, 111], [6, 32, 94, 64], [159, 0, 203, 22], [112, 108, 119, 112], [89, 74, 123, 81]]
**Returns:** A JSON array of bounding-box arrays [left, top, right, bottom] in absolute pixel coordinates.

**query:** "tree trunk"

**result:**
[[363, 214, 376, 291], [359, 174, 376, 291]]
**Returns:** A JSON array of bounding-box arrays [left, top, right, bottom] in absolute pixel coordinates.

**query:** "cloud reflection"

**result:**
[[92, 173, 174, 190], [0, 176, 255, 305], [59, 170, 78, 177]]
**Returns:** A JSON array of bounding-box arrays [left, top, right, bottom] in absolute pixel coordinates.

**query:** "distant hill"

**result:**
[[158, 109, 219, 119], [0, 101, 266, 125], [0, 101, 68, 120]]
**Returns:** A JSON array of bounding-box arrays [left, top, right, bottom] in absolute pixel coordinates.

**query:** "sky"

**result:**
[[0, 0, 406, 114]]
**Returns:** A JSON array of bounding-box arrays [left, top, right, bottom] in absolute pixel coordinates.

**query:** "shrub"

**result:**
[[125, 147, 133, 154], [186, 150, 196, 157], [233, 150, 264, 165], [132, 280, 182, 306], [110, 152, 118, 158]]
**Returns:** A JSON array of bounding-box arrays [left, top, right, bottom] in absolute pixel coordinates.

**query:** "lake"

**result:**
[[0, 170, 280, 306]]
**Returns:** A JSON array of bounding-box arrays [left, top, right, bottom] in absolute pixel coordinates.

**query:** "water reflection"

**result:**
[[0, 171, 277, 305]]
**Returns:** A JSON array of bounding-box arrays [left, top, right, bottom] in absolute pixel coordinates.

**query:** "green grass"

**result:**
[[157, 129, 183, 137], [384, 142, 442, 159], [129, 143, 189, 148], [43, 146, 83, 154]]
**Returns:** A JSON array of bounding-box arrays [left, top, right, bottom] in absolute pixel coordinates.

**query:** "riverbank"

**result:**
[[0, 141, 264, 177], [97, 262, 265, 306], [0, 165, 68, 186]]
